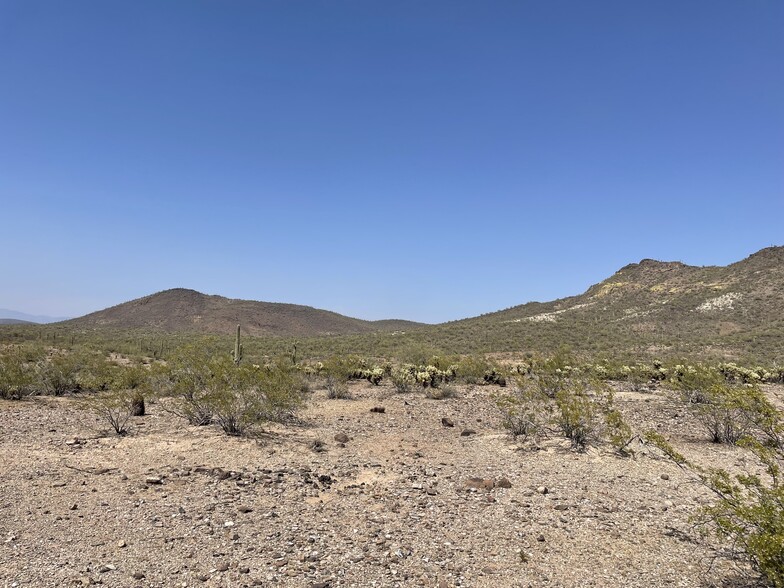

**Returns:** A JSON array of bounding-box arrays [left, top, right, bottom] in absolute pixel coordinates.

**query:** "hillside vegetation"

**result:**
[[1, 247, 782, 363]]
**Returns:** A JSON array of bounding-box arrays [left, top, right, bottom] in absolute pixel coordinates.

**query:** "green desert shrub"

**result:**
[[694, 383, 771, 445], [671, 364, 724, 404], [455, 355, 493, 385], [35, 351, 84, 395], [554, 381, 605, 450], [325, 374, 351, 399], [604, 408, 636, 455], [496, 376, 551, 441], [0, 346, 39, 399], [156, 346, 305, 433], [200, 356, 305, 436], [83, 388, 138, 436], [646, 395, 784, 588], [424, 383, 458, 400]]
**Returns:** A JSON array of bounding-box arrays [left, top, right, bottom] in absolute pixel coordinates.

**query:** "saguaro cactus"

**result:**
[[232, 324, 243, 365]]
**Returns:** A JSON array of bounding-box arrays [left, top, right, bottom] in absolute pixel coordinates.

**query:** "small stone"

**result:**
[[661, 473, 670, 481], [117, 540, 127, 548], [69, 503, 78, 511], [145, 476, 163, 485], [216, 562, 229, 572], [131, 572, 145, 580], [307, 550, 321, 562], [98, 564, 116, 573], [441, 418, 455, 428], [334, 433, 350, 443], [495, 478, 512, 489], [370, 406, 386, 413], [554, 504, 569, 511], [536, 486, 548, 495], [239, 567, 250, 574], [460, 429, 476, 436], [238, 506, 253, 513], [463, 478, 494, 491], [537, 534, 545, 542], [197, 574, 210, 582]]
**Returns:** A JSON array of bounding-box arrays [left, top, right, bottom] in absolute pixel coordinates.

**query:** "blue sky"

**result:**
[[1, 1, 782, 323]]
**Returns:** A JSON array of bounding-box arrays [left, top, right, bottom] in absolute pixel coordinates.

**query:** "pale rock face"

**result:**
[[696, 292, 742, 312]]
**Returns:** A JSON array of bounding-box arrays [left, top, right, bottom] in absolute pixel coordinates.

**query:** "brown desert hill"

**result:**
[[428, 246, 784, 359], [63, 288, 424, 337]]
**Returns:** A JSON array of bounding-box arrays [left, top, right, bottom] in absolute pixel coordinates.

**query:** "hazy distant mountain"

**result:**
[[64, 288, 424, 336], [0, 309, 70, 324]]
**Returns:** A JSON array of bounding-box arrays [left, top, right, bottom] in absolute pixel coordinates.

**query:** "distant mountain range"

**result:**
[[62, 288, 424, 337], [0, 309, 71, 324], [5, 246, 783, 360]]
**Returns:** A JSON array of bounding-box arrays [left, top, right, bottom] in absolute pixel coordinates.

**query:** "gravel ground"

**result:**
[[1, 381, 777, 588]]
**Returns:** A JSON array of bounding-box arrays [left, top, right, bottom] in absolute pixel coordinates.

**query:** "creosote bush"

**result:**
[[498, 369, 617, 451], [325, 374, 351, 399], [646, 393, 784, 588], [155, 346, 305, 435], [84, 388, 138, 435]]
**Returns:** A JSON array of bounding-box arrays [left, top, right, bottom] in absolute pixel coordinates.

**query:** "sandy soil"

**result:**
[[1, 381, 778, 588]]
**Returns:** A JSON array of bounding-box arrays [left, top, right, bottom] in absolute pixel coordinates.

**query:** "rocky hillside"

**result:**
[[425, 246, 784, 360], [64, 289, 424, 337]]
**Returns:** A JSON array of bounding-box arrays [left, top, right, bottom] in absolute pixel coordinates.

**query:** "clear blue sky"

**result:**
[[1, 1, 782, 323]]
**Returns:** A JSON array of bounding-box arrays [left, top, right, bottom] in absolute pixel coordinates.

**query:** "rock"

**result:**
[[238, 506, 253, 513], [98, 564, 115, 573], [310, 582, 332, 588], [495, 478, 512, 489], [554, 504, 569, 511], [197, 574, 210, 582], [145, 476, 163, 485], [536, 486, 549, 495], [460, 429, 476, 436], [69, 503, 78, 511], [239, 567, 250, 574], [370, 406, 386, 413], [347, 551, 364, 563], [307, 550, 320, 562], [117, 540, 127, 548], [441, 418, 455, 428], [463, 478, 494, 491], [661, 473, 670, 481], [334, 433, 350, 443], [131, 571, 145, 580], [216, 562, 229, 572], [537, 534, 545, 542]]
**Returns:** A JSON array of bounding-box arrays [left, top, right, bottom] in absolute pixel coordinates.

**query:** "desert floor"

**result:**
[[2, 381, 780, 588]]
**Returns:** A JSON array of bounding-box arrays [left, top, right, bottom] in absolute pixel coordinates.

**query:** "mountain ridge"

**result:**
[[63, 288, 425, 337]]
